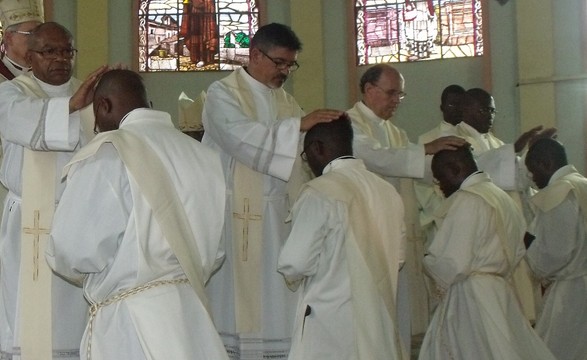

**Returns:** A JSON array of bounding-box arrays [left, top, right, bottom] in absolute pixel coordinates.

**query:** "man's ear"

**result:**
[[24, 50, 33, 67], [99, 97, 113, 114], [249, 47, 262, 65]]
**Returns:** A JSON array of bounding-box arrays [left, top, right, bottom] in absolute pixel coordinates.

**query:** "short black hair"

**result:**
[[526, 138, 568, 169], [305, 113, 353, 156], [95, 69, 149, 108], [432, 144, 478, 174], [441, 84, 465, 105], [27, 22, 73, 50], [463, 88, 492, 107], [250, 23, 302, 52]]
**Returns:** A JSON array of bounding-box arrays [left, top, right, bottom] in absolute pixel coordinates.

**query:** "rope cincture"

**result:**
[[86, 278, 190, 360]]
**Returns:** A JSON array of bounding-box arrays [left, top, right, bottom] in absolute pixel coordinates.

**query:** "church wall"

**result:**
[[51, 0, 586, 173]]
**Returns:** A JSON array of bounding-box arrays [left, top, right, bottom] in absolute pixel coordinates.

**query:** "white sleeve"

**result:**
[[352, 125, 426, 179], [278, 188, 333, 285], [202, 81, 301, 181], [0, 82, 80, 151], [475, 144, 517, 190], [47, 144, 131, 281], [423, 193, 490, 289], [526, 194, 582, 279]]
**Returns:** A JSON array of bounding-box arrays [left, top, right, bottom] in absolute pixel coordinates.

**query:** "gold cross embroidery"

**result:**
[[23, 210, 51, 281], [233, 198, 262, 262]]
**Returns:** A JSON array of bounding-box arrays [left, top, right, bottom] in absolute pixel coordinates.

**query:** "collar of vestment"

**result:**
[[456, 121, 504, 152], [531, 165, 587, 215], [304, 157, 407, 358], [322, 156, 362, 174], [118, 107, 172, 129], [443, 170, 525, 272], [357, 100, 389, 126], [5, 55, 26, 71], [13, 73, 75, 97], [349, 101, 408, 147]]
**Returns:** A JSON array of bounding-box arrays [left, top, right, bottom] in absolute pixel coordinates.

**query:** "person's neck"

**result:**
[[4, 54, 27, 70]]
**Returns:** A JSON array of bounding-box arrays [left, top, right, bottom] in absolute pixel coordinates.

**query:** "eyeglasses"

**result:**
[[300, 148, 309, 161], [300, 140, 320, 161], [10, 30, 33, 36], [373, 84, 406, 100], [478, 107, 497, 116], [258, 49, 299, 72], [30, 47, 78, 60]]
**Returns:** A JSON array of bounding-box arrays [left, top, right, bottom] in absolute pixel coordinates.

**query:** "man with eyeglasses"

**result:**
[[202, 22, 342, 359], [455, 87, 558, 325], [0, 0, 43, 82], [347, 64, 466, 353], [0, 22, 108, 360], [0, 0, 43, 237]]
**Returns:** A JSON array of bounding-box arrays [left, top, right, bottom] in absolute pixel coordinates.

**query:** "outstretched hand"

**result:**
[[69, 65, 110, 113], [514, 125, 557, 153], [424, 136, 468, 155], [300, 109, 344, 132]]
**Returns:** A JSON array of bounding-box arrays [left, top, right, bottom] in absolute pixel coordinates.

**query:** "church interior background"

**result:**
[[1, 0, 586, 173]]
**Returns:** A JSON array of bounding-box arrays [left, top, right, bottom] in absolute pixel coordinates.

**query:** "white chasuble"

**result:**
[[202, 67, 306, 359], [348, 101, 429, 338], [222, 69, 303, 333], [16, 75, 90, 360]]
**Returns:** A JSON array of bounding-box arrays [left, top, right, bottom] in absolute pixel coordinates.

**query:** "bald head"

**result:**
[[359, 64, 402, 94], [93, 69, 150, 132]]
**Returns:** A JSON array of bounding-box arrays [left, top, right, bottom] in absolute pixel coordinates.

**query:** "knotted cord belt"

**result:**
[[86, 278, 190, 360]]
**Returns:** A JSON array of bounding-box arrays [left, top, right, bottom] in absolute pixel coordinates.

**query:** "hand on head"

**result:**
[[69, 65, 110, 113], [300, 109, 345, 132], [514, 125, 557, 153], [424, 136, 468, 155]]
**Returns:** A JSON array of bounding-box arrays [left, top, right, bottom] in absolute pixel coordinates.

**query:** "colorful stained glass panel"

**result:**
[[138, 0, 259, 72], [355, 0, 483, 65]]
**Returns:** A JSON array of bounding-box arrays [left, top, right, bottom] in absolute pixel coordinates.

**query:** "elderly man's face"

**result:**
[[4, 21, 41, 65], [27, 25, 75, 86], [366, 69, 405, 120]]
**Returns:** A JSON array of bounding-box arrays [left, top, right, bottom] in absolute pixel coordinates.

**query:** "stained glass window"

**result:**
[[138, 0, 260, 72], [355, 0, 483, 65]]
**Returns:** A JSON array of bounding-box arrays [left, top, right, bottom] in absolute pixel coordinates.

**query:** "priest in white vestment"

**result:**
[[455, 87, 560, 322], [47, 70, 229, 360], [415, 85, 464, 246], [0, 22, 107, 360], [202, 23, 343, 359], [347, 64, 466, 346], [414, 84, 465, 316], [524, 138, 587, 360], [278, 115, 407, 360], [418, 145, 556, 360], [0, 0, 43, 222]]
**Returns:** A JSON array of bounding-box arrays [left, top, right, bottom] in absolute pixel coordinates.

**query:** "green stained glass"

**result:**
[[138, 0, 260, 72]]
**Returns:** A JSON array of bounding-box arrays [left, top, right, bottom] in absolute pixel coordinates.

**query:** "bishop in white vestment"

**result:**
[[0, 22, 105, 360]]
